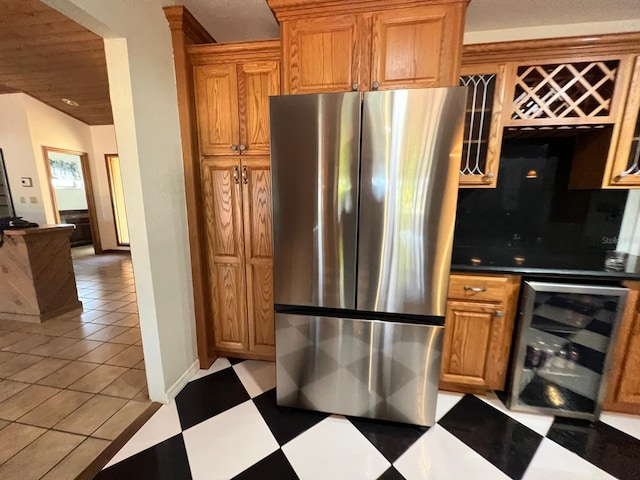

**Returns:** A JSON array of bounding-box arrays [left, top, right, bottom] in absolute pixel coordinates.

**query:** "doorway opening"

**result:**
[[105, 153, 130, 246], [43, 146, 102, 252]]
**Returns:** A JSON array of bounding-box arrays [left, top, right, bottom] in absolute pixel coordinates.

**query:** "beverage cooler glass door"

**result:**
[[509, 281, 628, 420]]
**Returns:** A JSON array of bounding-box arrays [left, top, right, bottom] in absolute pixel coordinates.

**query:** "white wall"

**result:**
[[44, 0, 198, 403], [90, 125, 125, 250], [0, 94, 45, 223]]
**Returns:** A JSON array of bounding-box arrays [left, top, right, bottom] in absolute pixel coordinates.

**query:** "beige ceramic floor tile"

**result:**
[[0, 430, 85, 480], [89, 311, 130, 326], [19, 320, 80, 336], [110, 328, 141, 345], [0, 331, 30, 349], [41, 437, 110, 480], [86, 325, 130, 342], [62, 323, 107, 339], [113, 314, 140, 328], [0, 320, 28, 332], [132, 359, 145, 370], [0, 384, 60, 420], [100, 291, 131, 301], [30, 336, 78, 356], [54, 394, 127, 436], [68, 364, 128, 393], [79, 310, 109, 322], [0, 422, 47, 464], [52, 339, 104, 360], [115, 303, 138, 314], [133, 388, 149, 401], [93, 300, 130, 312], [1, 334, 52, 353], [100, 369, 147, 399], [78, 342, 129, 364], [105, 345, 144, 368], [0, 351, 18, 365], [38, 361, 99, 388], [0, 354, 43, 378], [118, 293, 138, 303], [0, 380, 29, 402], [0, 419, 8, 431], [9, 358, 69, 383], [18, 390, 93, 428], [92, 399, 150, 440]]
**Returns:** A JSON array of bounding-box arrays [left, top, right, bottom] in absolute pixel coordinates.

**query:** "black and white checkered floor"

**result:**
[[96, 357, 640, 480]]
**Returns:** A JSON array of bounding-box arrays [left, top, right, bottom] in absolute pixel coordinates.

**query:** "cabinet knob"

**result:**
[[231, 144, 238, 151], [239, 144, 246, 152], [242, 166, 248, 184], [615, 171, 629, 182], [233, 165, 239, 184], [351, 83, 359, 91], [494, 311, 504, 317], [486, 172, 495, 179], [372, 81, 380, 90]]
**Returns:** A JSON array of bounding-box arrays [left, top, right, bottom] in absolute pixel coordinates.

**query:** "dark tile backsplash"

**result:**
[[452, 138, 629, 269]]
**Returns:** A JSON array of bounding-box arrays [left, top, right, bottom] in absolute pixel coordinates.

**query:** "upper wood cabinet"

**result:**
[[607, 55, 640, 187], [190, 41, 280, 156], [458, 63, 508, 188], [441, 274, 520, 392], [273, 0, 468, 94], [370, 4, 465, 91]]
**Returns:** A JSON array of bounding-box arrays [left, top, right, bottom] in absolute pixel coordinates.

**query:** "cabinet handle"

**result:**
[[242, 166, 248, 184], [351, 83, 359, 91], [372, 81, 380, 90], [231, 144, 238, 151], [233, 165, 239, 184], [615, 171, 628, 182], [239, 144, 246, 152], [464, 285, 487, 293], [494, 310, 504, 317]]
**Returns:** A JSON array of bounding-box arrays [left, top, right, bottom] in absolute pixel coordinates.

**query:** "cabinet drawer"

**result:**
[[448, 274, 509, 302]]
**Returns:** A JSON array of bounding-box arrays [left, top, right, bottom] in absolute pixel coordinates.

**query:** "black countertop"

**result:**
[[451, 248, 640, 281]]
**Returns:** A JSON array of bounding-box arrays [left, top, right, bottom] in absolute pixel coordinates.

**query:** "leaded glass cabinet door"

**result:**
[[508, 281, 628, 420], [609, 55, 640, 187], [458, 64, 507, 188]]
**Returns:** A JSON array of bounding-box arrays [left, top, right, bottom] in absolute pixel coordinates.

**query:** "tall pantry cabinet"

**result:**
[[190, 41, 280, 359]]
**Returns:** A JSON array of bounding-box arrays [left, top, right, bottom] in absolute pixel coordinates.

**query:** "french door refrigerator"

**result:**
[[270, 88, 466, 426]]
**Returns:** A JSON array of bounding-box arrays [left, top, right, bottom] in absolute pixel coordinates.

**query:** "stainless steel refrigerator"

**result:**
[[270, 88, 466, 426]]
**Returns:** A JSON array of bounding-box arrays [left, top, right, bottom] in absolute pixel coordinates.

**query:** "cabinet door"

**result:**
[[441, 301, 510, 389], [282, 15, 364, 94], [370, 4, 464, 90], [238, 61, 280, 155], [458, 64, 508, 188], [608, 55, 640, 187], [194, 64, 240, 156], [604, 283, 640, 414], [240, 156, 274, 355], [202, 157, 248, 351]]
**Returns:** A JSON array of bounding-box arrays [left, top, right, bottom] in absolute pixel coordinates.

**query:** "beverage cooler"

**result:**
[[508, 281, 628, 420]]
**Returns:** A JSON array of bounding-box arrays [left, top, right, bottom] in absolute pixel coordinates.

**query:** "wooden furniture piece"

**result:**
[[59, 209, 92, 247], [0, 225, 81, 322], [189, 41, 280, 360], [269, 0, 468, 94], [441, 273, 521, 393], [460, 32, 640, 189], [165, 6, 217, 368], [604, 281, 640, 414]]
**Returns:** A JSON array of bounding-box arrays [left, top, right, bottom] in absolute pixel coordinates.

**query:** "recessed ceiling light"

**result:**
[[61, 98, 79, 107]]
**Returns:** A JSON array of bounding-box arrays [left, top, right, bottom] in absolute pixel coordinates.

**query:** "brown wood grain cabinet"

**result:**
[[273, 0, 468, 94], [189, 41, 279, 359], [604, 281, 640, 414], [441, 274, 521, 392]]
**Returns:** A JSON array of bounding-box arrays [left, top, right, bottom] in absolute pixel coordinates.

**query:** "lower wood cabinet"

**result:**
[[604, 281, 640, 414], [201, 155, 274, 359], [441, 273, 521, 392]]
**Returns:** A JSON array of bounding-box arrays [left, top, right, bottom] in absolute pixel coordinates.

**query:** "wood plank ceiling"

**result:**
[[0, 0, 112, 125]]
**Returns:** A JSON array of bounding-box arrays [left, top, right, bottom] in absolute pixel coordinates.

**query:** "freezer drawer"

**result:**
[[275, 312, 444, 426]]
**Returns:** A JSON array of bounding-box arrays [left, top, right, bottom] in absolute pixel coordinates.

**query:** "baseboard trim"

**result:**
[[160, 359, 199, 403]]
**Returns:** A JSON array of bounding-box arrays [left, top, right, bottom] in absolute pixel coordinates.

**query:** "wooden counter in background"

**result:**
[[0, 224, 82, 322]]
